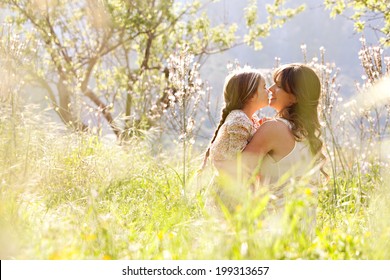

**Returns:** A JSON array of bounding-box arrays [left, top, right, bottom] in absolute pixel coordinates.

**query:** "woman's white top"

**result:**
[[260, 118, 320, 185]]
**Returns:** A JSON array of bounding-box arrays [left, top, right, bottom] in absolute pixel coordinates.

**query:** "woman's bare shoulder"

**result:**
[[250, 120, 291, 148], [257, 118, 289, 134]]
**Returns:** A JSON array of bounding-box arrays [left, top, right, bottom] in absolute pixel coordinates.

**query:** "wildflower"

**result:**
[[240, 242, 248, 256], [304, 188, 313, 196], [163, 250, 172, 260], [82, 233, 97, 241], [157, 231, 164, 240]]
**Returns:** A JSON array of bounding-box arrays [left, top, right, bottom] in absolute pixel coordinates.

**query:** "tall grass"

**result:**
[[1, 98, 389, 259], [1, 115, 189, 259]]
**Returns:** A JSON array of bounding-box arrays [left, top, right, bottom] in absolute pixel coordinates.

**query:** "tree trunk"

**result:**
[[57, 75, 87, 131]]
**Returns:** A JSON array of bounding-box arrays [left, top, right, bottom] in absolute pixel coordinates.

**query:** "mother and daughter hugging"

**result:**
[[199, 63, 328, 217]]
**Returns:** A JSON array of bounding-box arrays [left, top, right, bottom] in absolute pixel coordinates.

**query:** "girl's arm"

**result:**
[[227, 121, 252, 154]]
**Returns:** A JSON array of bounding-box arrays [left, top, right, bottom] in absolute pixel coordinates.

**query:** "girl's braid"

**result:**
[[198, 106, 232, 172]]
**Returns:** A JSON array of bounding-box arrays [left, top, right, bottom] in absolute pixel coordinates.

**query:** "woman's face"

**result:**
[[268, 74, 296, 112]]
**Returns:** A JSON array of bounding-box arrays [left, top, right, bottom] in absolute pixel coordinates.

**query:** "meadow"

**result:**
[[1, 62, 390, 260], [1, 19, 390, 259]]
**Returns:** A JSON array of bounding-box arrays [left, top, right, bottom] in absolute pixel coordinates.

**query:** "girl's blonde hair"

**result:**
[[199, 69, 263, 171]]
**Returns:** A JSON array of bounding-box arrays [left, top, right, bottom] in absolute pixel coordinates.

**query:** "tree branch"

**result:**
[[84, 88, 122, 138]]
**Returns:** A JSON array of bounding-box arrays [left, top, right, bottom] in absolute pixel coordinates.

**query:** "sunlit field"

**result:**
[[1, 1, 390, 260], [1, 72, 390, 260], [1, 106, 390, 260]]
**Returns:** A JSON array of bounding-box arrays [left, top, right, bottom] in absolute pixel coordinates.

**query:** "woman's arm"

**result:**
[[242, 121, 276, 174], [243, 120, 294, 175]]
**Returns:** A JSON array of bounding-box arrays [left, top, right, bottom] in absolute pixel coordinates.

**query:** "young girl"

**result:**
[[200, 68, 269, 175]]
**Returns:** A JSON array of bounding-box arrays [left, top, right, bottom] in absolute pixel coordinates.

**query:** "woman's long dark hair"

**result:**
[[274, 63, 327, 176]]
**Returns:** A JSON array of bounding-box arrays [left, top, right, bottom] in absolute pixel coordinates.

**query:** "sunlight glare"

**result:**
[[344, 76, 390, 112]]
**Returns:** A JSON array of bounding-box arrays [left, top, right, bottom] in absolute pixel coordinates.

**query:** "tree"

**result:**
[[1, 0, 304, 139], [324, 0, 390, 46]]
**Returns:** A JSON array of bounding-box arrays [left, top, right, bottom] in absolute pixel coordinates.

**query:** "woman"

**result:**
[[244, 63, 325, 184], [243, 63, 326, 236]]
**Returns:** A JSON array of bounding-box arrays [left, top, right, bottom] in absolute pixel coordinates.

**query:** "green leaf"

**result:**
[[354, 20, 365, 32]]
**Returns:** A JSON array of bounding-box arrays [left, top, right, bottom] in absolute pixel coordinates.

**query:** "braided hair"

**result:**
[[199, 69, 263, 171]]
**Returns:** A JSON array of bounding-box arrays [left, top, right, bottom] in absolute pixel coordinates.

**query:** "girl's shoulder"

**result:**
[[225, 110, 251, 125]]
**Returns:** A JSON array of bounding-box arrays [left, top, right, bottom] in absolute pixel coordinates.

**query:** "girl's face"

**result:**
[[254, 78, 270, 109], [268, 74, 296, 112]]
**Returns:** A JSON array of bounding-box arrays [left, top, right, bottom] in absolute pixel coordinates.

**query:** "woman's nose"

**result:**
[[268, 84, 275, 96]]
